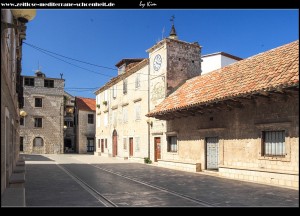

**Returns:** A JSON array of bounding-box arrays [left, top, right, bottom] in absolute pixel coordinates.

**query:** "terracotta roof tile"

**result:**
[[76, 97, 96, 112], [148, 40, 299, 117]]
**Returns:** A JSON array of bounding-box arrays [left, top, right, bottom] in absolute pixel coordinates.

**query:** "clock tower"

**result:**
[[147, 21, 202, 108], [146, 19, 202, 162]]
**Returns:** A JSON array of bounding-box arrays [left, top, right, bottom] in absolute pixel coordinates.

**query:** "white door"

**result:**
[[206, 137, 219, 170]]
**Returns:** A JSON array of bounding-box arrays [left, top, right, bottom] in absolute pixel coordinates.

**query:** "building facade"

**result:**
[[74, 97, 96, 154], [95, 58, 150, 160], [94, 25, 240, 162], [147, 40, 299, 189], [1, 9, 33, 196], [20, 71, 65, 154], [63, 91, 75, 153]]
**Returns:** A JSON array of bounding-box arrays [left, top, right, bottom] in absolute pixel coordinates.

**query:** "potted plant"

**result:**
[[103, 101, 108, 106], [96, 104, 100, 108]]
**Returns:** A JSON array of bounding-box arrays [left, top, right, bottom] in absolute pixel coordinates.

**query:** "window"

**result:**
[[88, 114, 94, 124], [118, 64, 125, 75], [104, 112, 108, 126], [123, 138, 127, 150], [20, 136, 24, 151], [167, 136, 178, 152], [34, 118, 42, 128], [97, 115, 101, 127], [112, 110, 117, 126], [135, 74, 140, 89], [262, 131, 285, 157], [20, 116, 25, 126], [33, 137, 43, 147], [98, 139, 100, 148], [105, 139, 107, 148], [35, 98, 43, 107], [44, 79, 54, 88], [64, 121, 73, 127], [113, 85, 117, 99], [135, 102, 141, 120], [135, 137, 140, 152], [122, 107, 128, 123], [104, 90, 108, 102], [123, 78, 127, 94], [24, 78, 34, 86], [96, 94, 100, 105]]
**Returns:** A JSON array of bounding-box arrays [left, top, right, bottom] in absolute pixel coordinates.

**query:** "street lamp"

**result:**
[[20, 110, 27, 117], [1, 9, 36, 32]]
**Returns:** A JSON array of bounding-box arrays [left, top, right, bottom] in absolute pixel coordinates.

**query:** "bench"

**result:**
[[1, 188, 25, 207]]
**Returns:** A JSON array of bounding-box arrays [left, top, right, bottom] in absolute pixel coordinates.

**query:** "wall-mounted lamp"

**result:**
[[146, 118, 153, 127], [63, 125, 67, 131], [19, 110, 27, 117], [1, 9, 36, 32]]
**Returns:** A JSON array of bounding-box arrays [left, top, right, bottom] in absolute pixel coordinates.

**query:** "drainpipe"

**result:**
[[147, 60, 151, 159]]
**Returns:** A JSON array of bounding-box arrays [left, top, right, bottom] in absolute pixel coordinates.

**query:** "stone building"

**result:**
[[147, 40, 299, 189], [94, 24, 240, 162], [20, 70, 65, 154], [1, 9, 36, 202], [63, 91, 75, 152], [74, 97, 96, 154]]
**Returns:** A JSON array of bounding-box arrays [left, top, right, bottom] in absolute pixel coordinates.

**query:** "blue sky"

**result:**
[[22, 9, 299, 99]]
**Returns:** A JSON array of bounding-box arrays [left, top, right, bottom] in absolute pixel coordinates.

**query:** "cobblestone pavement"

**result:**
[[24, 154, 299, 207]]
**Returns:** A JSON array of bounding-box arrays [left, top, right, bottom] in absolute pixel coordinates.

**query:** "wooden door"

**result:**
[[101, 139, 104, 153], [112, 130, 118, 157], [129, 138, 133, 157], [154, 137, 161, 162]]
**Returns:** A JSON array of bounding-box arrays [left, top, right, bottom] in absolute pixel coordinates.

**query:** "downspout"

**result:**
[[147, 59, 150, 159]]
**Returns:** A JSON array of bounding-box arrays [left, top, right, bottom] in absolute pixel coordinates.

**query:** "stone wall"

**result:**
[[20, 76, 64, 154], [77, 110, 95, 154], [1, 9, 22, 196], [162, 93, 299, 189]]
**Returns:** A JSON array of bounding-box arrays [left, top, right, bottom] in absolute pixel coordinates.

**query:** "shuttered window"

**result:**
[[167, 136, 177, 152], [113, 85, 117, 99], [135, 137, 140, 152], [123, 138, 127, 150], [262, 131, 285, 157], [135, 102, 141, 120], [122, 107, 128, 123], [104, 113, 108, 126]]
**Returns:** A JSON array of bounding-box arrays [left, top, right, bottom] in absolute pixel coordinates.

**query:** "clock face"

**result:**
[[153, 54, 162, 71]]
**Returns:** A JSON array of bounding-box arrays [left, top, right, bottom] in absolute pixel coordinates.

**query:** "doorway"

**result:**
[[206, 137, 219, 170], [129, 137, 133, 157], [101, 139, 104, 153], [154, 137, 161, 162], [87, 138, 94, 152], [112, 130, 118, 157]]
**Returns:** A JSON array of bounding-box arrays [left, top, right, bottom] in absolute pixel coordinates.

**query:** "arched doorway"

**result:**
[[112, 130, 118, 157]]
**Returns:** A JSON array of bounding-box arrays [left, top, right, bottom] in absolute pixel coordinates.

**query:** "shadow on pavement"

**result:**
[[22, 154, 54, 161]]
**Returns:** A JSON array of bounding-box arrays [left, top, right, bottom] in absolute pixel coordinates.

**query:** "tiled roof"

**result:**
[[115, 58, 145, 67], [76, 97, 96, 112], [147, 40, 299, 117]]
